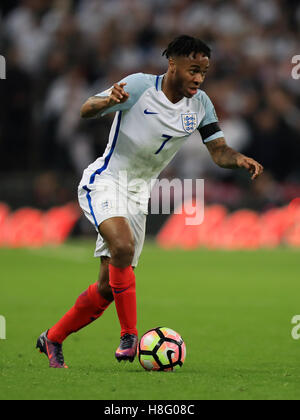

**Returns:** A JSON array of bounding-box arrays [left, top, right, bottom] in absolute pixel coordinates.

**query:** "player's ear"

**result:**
[[169, 58, 176, 74]]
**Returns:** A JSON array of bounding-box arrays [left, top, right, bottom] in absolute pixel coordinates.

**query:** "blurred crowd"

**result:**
[[1, 0, 300, 211]]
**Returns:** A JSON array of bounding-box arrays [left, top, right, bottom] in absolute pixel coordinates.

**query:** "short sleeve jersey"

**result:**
[[80, 73, 223, 196]]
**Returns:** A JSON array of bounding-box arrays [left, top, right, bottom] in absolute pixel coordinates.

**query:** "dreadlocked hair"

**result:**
[[162, 35, 211, 59]]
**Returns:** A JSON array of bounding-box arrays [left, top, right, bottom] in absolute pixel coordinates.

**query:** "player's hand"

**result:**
[[236, 155, 264, 180], [107, 83, 130, 106]]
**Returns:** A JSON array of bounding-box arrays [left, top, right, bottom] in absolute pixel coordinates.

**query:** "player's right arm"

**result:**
[[80, 83, 129, 119]]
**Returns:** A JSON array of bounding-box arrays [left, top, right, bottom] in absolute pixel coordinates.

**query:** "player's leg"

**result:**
[[36, 257, 113, 368], [98, 256, 114, 301], [98, 250, 140, 363], [99, 217, 137, 328], [47, 257, 113, 343], [99, 212, 147, 362]]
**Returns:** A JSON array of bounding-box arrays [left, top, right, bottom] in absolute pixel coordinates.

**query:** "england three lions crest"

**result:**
[[181, 113, 198, 134]]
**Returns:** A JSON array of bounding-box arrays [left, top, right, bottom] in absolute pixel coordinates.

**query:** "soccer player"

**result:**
[[36, 35, 263, 368]]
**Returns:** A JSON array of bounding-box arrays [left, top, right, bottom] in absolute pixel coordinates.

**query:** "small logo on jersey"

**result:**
[[101, 200, 112, 211], [181, 113, 198, 134], [144, 109, 158, 115]]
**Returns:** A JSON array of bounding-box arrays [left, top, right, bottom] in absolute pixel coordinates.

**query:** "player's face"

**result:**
[[172, 53, 210, 98]]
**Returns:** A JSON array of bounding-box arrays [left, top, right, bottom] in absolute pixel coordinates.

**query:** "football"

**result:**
[[138, 327, 186, 372]]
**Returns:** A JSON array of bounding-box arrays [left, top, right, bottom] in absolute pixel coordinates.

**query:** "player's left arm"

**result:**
[[206, 137, 264, 180], [198, 92, 263, 180]]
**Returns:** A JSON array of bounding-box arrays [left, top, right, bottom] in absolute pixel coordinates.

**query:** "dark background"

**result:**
[[1, 0, 300, 234]]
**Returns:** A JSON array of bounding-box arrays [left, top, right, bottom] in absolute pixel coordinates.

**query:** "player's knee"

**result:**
[[98, 281, 114, 302], [110, 239, 135, 267]]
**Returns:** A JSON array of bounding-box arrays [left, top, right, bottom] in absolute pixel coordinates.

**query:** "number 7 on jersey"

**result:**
[[155, 135, 173, 155]]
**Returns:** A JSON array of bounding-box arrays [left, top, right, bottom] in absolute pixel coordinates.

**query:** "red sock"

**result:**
[[109, 264, 138, 337], [47, 283, 111, 344]]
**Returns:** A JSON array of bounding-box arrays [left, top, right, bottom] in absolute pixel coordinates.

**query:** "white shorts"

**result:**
[[78, 180, 147, 267]]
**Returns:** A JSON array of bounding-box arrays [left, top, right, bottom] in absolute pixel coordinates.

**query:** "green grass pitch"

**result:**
[[1, 241, 300, 400]]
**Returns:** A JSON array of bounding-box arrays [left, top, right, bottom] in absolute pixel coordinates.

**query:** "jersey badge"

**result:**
[[181, 113, 198, 134]]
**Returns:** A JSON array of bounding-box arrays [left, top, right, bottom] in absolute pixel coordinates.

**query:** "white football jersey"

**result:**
[[79, 73, 223, 211]]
